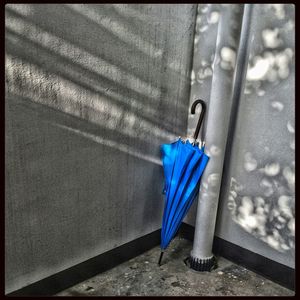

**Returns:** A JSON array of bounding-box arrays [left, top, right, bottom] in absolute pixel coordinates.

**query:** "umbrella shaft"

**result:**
[[158, 251, 164, 266]]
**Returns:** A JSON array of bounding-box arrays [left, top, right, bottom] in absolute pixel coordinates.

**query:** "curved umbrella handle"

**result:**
[[191, 99, 206, 141]]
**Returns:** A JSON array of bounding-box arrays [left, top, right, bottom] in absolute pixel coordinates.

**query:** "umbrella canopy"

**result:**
[[159, 99, 209, 265]]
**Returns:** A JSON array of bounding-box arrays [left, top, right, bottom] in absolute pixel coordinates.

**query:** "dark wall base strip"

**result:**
[[7, 223, 295, 296], [179, 223, 295, 291], [7, 229, 161, 296]]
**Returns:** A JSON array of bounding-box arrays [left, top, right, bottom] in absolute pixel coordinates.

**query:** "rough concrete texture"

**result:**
[[185, 4, 295, 269], [5, 4, 197, 293], [57, 237, 293, 296], [215, 3, 295, 269], [188, 4, 245, 261]]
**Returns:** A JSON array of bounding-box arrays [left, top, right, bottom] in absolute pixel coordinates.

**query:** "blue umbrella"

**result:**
[[158, 99, 209, 265]]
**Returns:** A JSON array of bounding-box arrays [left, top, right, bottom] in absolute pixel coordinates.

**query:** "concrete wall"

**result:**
[[185, 4, 295, 269], [5, 4, 197, 293], [184, 4, 222, 224], [184, 3, 243, 228], [215, 4, 295, 269]]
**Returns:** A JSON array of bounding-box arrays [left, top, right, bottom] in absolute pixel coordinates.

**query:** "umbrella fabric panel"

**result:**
[[161, 140, 180, 195], [161, 140, 195, 238], [160, 138, 209, 250], [164, 145, 204, 237], [163, 186, 199, 249], [164, 152, 209, 245]]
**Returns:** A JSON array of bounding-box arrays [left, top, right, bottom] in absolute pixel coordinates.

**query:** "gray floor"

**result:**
[[57, 237, 294, 296]]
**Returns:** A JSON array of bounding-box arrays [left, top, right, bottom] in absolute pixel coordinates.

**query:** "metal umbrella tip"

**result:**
[[158, 251, 164, 266]]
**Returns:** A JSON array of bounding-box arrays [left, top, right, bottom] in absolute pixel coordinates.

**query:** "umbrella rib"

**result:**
[[161, 143, 209, 250], [161, 140, 181, 246], [162, 145, 195, 247], [165, 153, 209, 240], [164, 152, 202, 240]]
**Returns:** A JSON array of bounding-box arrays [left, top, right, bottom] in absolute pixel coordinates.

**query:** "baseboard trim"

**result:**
[[7, 229, 161, 296], [179, 223, 295, 291], [7, 223, 295, 295]]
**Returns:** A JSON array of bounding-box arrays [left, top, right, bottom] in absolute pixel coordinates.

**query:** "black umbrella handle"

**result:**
[[191, 99, 206, 142]]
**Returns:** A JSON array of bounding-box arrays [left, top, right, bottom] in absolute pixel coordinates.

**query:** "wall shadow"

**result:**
[[5, 4, 196, 294]]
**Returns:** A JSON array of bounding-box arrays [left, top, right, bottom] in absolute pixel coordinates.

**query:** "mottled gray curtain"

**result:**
[[186, 4, 295, 268]]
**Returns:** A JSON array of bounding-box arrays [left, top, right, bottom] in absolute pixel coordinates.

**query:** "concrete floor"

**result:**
[[57, 237, 294, 296]]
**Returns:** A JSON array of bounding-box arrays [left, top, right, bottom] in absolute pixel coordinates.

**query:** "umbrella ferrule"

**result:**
[[158, 251, 164, 266]]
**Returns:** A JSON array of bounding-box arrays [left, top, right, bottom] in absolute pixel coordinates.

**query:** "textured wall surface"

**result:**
[[5, 4, 197, 293], [185, 4, 243, 227], [185, 4, 295, 268], [184, 4, 222, 224], [215, 4, 295, 268]]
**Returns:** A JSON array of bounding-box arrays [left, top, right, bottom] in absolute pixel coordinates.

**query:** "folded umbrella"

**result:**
[[159, 99, 209, 265]]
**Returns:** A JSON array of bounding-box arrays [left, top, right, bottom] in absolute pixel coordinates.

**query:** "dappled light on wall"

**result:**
[[204, 4, 295, 268], [229, 133, 295, 253], [5, 54, 175, 143], [5, 4, 198, 294], [4, 4, 200, 167], [244, 4, 294, 97], [54, 123, 162, 166], [5, 4, 192, 143]]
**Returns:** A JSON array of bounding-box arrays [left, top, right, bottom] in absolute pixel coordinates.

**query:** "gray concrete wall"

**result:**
[[215, 4, 295, 269], [185, 4, 295, 269], [5, 4, 197, 293], [184, 4, 221, 225]]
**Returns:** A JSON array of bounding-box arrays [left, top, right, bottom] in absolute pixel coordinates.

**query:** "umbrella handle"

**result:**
[[191, 99, 206, 142]]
